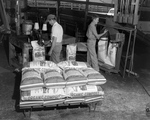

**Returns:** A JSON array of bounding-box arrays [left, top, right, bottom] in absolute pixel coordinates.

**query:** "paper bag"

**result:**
[[66, 44, 77, 62]]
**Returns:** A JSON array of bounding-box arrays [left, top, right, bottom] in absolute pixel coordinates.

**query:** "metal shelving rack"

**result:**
[[113, 0, 140, 78]]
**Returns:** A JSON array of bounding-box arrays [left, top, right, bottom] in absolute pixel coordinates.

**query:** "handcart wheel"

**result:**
[[88, 101, 103, 112], [88, 102, 97, 112], [23, 107, 32, 118]]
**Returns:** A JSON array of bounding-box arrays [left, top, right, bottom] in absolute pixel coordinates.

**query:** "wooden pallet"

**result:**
[[19, 100, 103, 118]]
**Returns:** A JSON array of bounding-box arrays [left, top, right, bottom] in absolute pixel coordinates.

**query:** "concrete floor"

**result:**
[[0, 38, 150, 120]]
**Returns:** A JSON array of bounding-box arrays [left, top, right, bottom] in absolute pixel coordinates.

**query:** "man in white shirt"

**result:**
[[46, 14, 63, 63]]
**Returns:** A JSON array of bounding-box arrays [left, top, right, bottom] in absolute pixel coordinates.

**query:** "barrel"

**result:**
[[22, 20, 33, 35]]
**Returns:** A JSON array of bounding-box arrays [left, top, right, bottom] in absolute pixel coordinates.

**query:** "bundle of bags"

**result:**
[[20, 60, 106, 107]]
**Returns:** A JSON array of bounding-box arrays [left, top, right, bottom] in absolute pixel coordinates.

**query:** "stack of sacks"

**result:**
[[42, 69, 66, 106], [20, 68, 44, 90], [58, 61, 106, 104], [20, 60, 106, 108], [62, 68, 87, 104], [20, 61, 64, 107], [54, 61, 87, 104], [80, 67, 106, 104], [57, 60, 107, 86], [64, 85, 104, 104], [20, 68, 44, 107]]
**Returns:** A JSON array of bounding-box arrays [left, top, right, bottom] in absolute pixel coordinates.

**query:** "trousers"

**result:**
[[50, 43, 62, 63], [87, 39, 99, 71]]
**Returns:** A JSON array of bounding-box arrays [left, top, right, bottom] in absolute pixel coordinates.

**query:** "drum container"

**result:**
[[22, 21, 33, 35]]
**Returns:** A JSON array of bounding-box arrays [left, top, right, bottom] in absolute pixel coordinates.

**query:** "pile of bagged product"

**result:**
[[19, 61, 106, 108]]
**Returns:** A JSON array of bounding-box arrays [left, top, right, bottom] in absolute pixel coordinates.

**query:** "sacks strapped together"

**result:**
[[20, 60, 106, 108], [98, 37, 117, 67]]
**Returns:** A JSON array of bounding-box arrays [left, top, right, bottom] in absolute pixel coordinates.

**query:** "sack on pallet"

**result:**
[[20, 100, 43, 108], [98, 39, 108, 63], [81, 68, 106, 85], [23, 61, 58, 70], [57, 60, 88, 70], [64, 85, 104, 98], [21, 88, 44, 101], [43, 87, 66, 100], [43, 99, 65, 106], [84, 96, 104, 104], [104, 43, 117, 67], [64, 97, 84, 104], [43, 69, 66, 87], [20, 68, 44, 90], [63, 68, 87, 86]]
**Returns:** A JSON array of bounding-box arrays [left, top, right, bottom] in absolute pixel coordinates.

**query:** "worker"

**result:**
[[86, 14, 108, 72], [46, 14, 63, 63]]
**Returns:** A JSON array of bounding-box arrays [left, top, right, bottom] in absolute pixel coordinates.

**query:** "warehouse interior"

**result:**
[[1, 0, 150, 120]]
